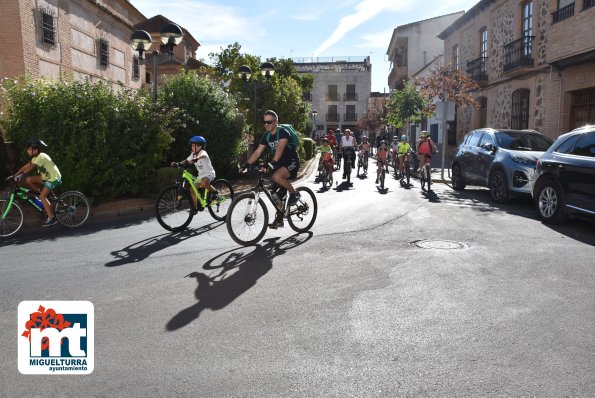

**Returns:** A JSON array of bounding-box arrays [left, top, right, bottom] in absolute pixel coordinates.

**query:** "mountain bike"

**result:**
[[1, 175, 90, 237], [155, 162, 234, 232], [419, 153, 435, 192], [334, 147, 342, 171], [343, 147, 355, 184], [377, 159, 387, 190], [319, 161, 334, 189], [356, 150, 368, 177], [399, 154, 412, 187], [226, 165, 317, 246]]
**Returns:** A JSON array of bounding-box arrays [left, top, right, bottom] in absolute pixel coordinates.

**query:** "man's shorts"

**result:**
[[44, 178, 62, 191], [279, 157, 300, 179]]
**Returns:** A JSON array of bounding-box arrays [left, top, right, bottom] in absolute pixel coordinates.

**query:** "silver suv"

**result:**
[[451, 128, 553, 203]]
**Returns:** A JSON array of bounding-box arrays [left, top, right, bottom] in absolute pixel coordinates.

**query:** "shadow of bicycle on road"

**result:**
[[165, 232, 313, 331], [104, 221, 223, 267]]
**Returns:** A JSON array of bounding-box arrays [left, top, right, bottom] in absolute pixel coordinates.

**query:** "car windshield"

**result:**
[[495, 132, 553, 151]]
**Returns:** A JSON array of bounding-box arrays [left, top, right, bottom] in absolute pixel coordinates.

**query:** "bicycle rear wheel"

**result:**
[[208, 179, 234, 221], [0, 200, 24, 237], [226, 193, 269, 246], [55, 191, 90, 228], [287, 187, 317, 233], [155, 184, 194, 231]]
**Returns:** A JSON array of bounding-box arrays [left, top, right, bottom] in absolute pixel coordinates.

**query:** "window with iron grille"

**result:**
[[132, 57, 140, 80], [98, 39, 109, 67], [39, 6, 56, 46], [452, 45, 459, 70], [479, 28, 488, 72], [511, 89, 530, 129]]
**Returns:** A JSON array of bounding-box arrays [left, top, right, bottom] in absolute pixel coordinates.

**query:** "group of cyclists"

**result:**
[[317, 128, 438, 185]]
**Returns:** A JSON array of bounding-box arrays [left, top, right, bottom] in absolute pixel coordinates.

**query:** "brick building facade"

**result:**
[[438, 0, 595, 143]]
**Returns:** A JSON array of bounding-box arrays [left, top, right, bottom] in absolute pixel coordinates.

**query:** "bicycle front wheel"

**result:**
[[380, 168, 385, 189], [425, 165, 432, 191], [226, 193, 268, 246], [287, 187, 317, 233], [55, 191, 90, 228], [155, 184, 194, 231], [0, 200, 24, 237], [208, 179, 234, 221]]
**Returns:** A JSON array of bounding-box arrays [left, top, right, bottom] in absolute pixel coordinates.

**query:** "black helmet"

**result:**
[[27, 139, 48, 150]]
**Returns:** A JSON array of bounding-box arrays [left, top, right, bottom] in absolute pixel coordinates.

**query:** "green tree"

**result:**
[[416, 63, 480, 178], [158, 70, 244, 176], [0, 76, 180, 202], [385, 80, 430, 137], [209, 43, 312, 139]]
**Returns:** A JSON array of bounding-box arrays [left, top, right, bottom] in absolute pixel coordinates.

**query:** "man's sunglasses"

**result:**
[[264, 120, 275, 125]]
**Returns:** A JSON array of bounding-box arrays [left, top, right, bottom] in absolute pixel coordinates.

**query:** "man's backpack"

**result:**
[[265, 124, 301, 151]]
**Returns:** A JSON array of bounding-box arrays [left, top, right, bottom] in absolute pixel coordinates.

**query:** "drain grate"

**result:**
[[412, 240, 469, 250]]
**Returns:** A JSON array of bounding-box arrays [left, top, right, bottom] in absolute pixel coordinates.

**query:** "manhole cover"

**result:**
[[412, 240, 468, 250]]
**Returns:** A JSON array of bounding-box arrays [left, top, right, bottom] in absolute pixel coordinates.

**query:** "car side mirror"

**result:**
[[482, 143, 494, 152]]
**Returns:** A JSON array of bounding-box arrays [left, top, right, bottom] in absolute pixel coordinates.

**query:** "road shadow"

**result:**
[[376, 185, 389, 194], [421, 189, 441, 202], [104, 221, 223, 267], [0, 211, 155, 247], [165, 232, 313, 331], [334, 181, 353, 192]]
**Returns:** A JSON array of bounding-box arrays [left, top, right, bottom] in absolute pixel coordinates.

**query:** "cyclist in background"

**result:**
[[318, 137, 333, 175], [375, 140, 389, 184], [340, 129, 357, 180], [397, 134, 413, 177], [324, 129, 338, 160], [416, 131, 438, 175], [14, 139, 62, 227], [390, 136, 400, 170]]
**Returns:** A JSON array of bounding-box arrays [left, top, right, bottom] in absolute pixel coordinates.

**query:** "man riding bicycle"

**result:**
[[397, 135, 413, 178]]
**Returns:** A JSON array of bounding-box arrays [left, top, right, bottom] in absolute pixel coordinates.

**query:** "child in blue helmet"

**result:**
[[171, 135, 218, 207]]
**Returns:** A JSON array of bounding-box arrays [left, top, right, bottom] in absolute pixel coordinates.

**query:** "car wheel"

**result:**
[[451, 164, 466, 191], [535, 179, 567, 224], [489, 169, 510, 203]]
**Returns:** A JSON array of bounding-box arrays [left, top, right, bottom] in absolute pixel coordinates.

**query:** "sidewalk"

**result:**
[[20, 156, 320, 231]]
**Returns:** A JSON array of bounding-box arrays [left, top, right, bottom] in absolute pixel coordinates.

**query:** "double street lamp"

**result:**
[[130, 23, 184, 102], [238, 62, 275, 138]]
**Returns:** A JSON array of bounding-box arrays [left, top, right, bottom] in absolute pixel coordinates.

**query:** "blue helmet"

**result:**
[[401, 135, 408, 141], [189, 135, 206, 146]]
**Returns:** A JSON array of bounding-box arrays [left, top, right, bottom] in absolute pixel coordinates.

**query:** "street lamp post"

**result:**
[[130, 23, 184, 102], [239, 62, 275, 139], [311, 110, 318, 139]]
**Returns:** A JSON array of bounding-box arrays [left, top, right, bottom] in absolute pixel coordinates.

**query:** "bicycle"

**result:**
[[0, 175, 90, 237], [419, 153, 434, 192], [319, 155, 334, 190], [342, 147, 355, 184], [399, 154, 412, 187], [155, 162, 234, 232], [334, 147, 342, 171], [377, 158, 387, 190], [226, 165, 317, 246], [356, 150, 368, 177]]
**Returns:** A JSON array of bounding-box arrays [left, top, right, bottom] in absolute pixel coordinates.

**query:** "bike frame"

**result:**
[[178, 168, 214, 208], [2, 184, 46, 219], [245, 167, 303, 221]]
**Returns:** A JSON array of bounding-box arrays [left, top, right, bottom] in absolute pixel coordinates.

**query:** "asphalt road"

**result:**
[[1, 164, 594, 397]]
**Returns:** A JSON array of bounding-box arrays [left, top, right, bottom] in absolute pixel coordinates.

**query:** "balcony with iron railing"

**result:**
[[388, 65, 407, 89], [303, 92, 312, 101], [326, 93, 340, 101], [552, 3, 574, 23], [466, 57, 488, 84], [326, 113, 339, 122], [585, 0, 595, 10], [343, 113, 358, 122], [343, 93, 358, 101], [503, 36, 534, 73]]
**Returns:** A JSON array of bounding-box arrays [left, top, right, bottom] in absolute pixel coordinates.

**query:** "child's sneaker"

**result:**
[[206, 191, 219, 205], [42, 216, 58, 228]]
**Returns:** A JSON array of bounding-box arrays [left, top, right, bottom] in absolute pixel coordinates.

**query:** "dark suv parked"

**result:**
[[532, 125, 595, 223], [451, 128, 553, 202]]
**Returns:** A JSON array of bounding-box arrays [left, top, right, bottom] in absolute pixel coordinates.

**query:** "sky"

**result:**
[[130, 0, 479, 93]]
